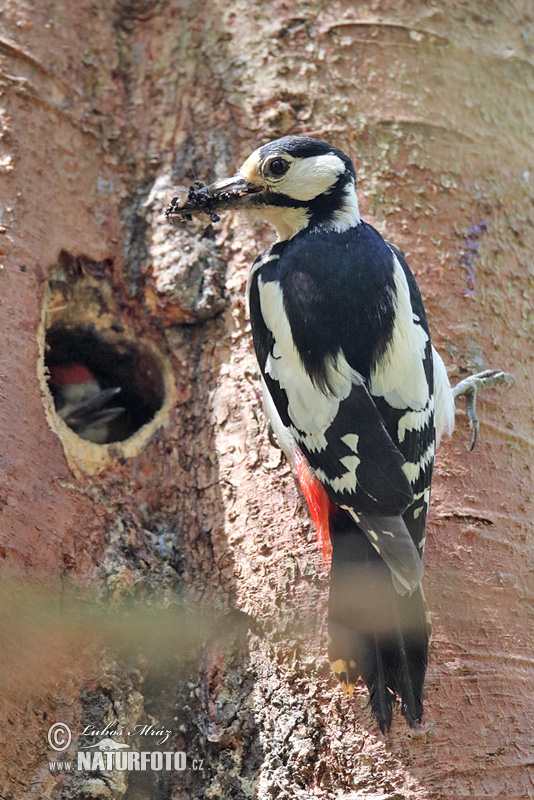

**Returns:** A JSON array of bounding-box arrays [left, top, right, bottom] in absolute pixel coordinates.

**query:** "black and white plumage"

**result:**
[[170, 136, 455, 731]]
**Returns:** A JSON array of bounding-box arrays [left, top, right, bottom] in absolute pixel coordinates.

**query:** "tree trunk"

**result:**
[[1, 1, 533, 797]]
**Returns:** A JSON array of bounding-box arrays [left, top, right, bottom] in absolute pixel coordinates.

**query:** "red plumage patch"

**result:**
[[294, 448, 333, 565], [49, 364, 96, 386]]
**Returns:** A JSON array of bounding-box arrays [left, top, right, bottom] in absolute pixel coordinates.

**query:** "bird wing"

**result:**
[[371, 243, 440, 559], [249, 225, 433, 592]]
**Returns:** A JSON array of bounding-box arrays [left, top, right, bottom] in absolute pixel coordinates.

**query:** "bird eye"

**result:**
[[263, 157, 290, 179]]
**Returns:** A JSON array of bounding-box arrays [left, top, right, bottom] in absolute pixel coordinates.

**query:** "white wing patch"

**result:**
[[413, 488, 431, 504], [341, 433, 360, 452], [412, 487, 431, 523], [257, 277, 364, 491], [258, 277, 363, 445], [260, 375, 297, 466], [370, 252, 429, 410], [397, 400, 434, 444], [292, 427, 329, 453], [246, 252, 279, 308], [402, 442, 435, 484], [432, 346, 455, 447], [315, 453, 361, 494]]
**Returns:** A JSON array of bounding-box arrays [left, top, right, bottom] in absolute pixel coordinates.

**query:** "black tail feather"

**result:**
[[370, 623, 393, 733], [328, 509, 430, 732]]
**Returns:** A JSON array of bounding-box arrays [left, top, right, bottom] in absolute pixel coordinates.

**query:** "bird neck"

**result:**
[[274, 180, 361, 241], [310, 181, 361, 235], [260, 205, 311, 242]]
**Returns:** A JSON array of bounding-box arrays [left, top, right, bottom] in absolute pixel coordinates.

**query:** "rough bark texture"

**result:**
[[0, 0, 533, 797]]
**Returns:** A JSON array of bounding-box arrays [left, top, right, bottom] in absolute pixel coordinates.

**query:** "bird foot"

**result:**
[[452, 369, 515, 451], [267, 420, 281, 450]]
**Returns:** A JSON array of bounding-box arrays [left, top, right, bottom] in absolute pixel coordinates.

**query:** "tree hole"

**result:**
[[45, 325, 166, 444]]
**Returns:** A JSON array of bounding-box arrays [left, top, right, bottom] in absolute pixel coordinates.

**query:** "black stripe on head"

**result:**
[[249, 163, 356, 230], [249, 180, 353, 224], [258, 136, 356, 182]]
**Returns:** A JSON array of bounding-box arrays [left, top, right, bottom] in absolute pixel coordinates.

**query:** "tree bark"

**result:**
[[1, 1, 533, 797]]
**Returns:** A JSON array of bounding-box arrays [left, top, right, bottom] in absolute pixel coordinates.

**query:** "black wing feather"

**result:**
[[249, 224, 420, 518]]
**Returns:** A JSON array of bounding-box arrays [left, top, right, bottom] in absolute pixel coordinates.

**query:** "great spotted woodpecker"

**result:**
[[49, 364, 124, 444], [166, 136, 511, 732]]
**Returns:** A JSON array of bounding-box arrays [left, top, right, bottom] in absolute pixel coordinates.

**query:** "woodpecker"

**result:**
[[48, 364, 124, 444], [165, 136, 510, 732]]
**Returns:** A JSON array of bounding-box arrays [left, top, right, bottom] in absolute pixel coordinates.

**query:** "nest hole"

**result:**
[[45, 325, 165, 444]]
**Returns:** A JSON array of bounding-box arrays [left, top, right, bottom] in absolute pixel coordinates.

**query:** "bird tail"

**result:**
[[327, 508, 431, 733]]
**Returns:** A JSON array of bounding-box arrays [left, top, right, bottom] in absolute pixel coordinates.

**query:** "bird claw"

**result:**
[[267, 420, 281, 450], [452, 369, 515, 451]]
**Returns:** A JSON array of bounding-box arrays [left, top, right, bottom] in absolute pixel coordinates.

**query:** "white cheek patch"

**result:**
[[276, 154, 346, 201], [239, 150, 359, 239]]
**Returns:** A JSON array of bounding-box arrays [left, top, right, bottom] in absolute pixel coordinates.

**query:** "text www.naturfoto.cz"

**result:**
[[49, 750, 188, 772]]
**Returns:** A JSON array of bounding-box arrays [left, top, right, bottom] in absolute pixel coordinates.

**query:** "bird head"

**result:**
[[171, 137, 360, 241], [48, 364, 124, 443], [49, 364, 101, 404]]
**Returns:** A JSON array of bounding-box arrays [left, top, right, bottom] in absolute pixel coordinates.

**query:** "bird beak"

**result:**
[[166, 174, 264, 221], [205, 175, 263, 203]]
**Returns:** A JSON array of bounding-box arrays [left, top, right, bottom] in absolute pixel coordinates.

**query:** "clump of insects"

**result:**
[[165, 181, 221, 224]]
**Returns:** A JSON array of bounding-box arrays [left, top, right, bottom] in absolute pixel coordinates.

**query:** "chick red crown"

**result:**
[[49, 364, 96, 386]]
